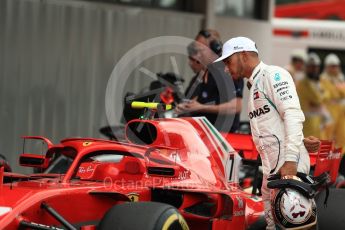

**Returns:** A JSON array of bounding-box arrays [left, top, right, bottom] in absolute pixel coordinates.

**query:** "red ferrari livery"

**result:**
[[0, 116, 340, 230], [0, 117, 265, 230]]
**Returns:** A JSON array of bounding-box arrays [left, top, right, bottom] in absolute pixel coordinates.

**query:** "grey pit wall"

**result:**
[[0, 0, 202, 172]]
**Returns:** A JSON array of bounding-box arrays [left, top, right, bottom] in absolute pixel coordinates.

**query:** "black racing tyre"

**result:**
[[98, 202, 189, 230]]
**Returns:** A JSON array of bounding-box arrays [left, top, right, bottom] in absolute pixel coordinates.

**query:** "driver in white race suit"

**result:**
[[214, 37, 313, 229]]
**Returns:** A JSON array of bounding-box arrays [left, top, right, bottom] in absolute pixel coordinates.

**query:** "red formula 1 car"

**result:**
[[0, 114, 341, 229], [0, 116, 266, 230]]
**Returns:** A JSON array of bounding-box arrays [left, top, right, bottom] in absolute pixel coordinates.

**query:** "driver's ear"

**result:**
[[241, 52, 249, 62], [238, 52, 246, 63]]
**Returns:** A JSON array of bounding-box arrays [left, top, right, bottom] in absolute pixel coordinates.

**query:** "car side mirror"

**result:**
[[19, 153, 50, 169]]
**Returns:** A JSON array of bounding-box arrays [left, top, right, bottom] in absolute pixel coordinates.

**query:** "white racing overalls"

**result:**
[[247, 62, 310, 229]]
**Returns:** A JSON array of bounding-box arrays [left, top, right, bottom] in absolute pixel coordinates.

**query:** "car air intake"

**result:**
[[147, 167, 175, 176]]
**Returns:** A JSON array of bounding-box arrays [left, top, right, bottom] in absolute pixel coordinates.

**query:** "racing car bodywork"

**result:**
[[0, 117, 265, 230]]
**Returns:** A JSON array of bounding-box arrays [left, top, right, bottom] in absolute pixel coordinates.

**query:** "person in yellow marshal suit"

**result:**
[[297, 53, 332, 139], [320, 53, 345, 149]]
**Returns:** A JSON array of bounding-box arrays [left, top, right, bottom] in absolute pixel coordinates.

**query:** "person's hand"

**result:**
[[303, 136, 320, 153], [279, 161, 297, 177], [175, 103, 187, 115], [175, 102, 193, 115], [175, 100, 204, 115]]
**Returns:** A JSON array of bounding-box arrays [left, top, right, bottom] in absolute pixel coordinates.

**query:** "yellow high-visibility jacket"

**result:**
[[297, 78, 328, 138], [320, 72, 345, 149]]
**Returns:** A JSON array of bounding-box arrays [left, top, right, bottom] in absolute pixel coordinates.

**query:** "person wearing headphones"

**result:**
[[214, 36, 312, 229], [177, 29, 244, 133]]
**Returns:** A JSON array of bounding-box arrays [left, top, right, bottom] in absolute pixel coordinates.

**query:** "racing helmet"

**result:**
[[270, 175, 317, 229]]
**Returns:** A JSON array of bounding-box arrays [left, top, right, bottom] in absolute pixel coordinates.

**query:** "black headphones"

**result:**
[[198, 30, 223, 56]]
